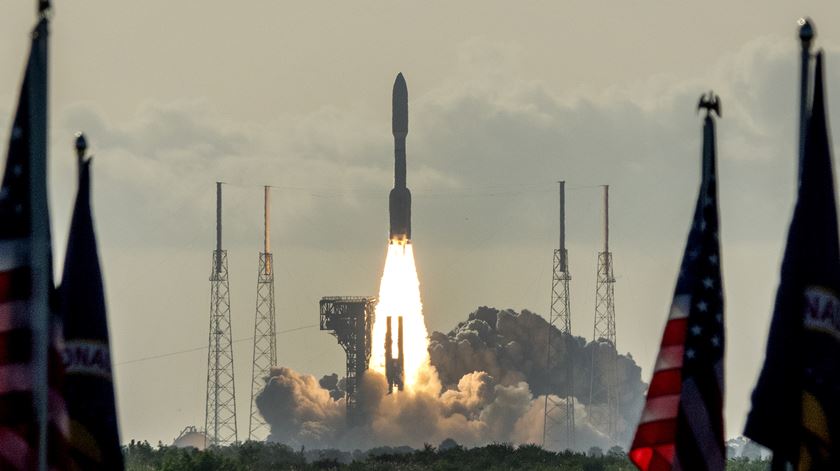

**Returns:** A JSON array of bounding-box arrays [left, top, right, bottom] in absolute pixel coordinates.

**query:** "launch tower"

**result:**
[[543, 181, 576, 450], [319, 296, 375, 424], [588, 185, 619, 442], [249, 186, 277, 441], [204, 182, 238, 447]]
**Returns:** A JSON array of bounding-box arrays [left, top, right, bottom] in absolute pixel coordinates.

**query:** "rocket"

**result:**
[[389, 73, 411, 242]]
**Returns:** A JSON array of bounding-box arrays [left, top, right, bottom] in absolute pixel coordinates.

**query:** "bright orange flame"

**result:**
[[369, 240, 430, 390]]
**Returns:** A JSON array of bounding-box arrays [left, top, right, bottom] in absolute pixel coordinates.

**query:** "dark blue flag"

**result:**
[[744, 52, 840, 468], [60, 157, 123, 469]]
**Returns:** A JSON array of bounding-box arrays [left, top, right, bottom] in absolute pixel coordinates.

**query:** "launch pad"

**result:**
[[319, 296, 376, 424]]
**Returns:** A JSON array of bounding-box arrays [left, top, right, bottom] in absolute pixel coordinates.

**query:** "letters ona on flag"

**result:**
[[744, 52, 840, 468]]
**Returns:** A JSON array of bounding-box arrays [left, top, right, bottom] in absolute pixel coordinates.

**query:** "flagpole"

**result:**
[[765, 18, 815, 471], [32, 2, 51, 471], [798, 18, 814, 177], [781, 20, 812, 469]]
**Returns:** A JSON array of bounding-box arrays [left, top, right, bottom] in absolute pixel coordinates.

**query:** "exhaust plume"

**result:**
[[257, 306, 646, 451]]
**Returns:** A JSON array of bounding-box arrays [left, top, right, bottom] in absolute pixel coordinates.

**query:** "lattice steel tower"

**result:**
[[205, 182, 238, 447], [588, 184, 619, 443], [249, 186, 277, 441], [319, 296, 375, 426], [543, 181, 576, 451]]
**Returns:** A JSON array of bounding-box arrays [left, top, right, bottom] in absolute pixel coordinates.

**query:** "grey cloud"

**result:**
[[50, 38, 839, 255]]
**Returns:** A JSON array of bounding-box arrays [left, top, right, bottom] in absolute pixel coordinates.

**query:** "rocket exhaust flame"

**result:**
[[384, 316, 405, 393], [370, 240, 430, 392]]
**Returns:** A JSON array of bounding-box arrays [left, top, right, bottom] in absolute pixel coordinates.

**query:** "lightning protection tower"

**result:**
[[205, 182, 238, 447], [543, 181, 576, 450], [249, 186, 277, 441], [588, 184, 619, 443]]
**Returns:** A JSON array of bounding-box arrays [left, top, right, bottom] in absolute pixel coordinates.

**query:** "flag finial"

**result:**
[[798, 17, 815, 44], [75, 132, 88, 161], [74, 132, 87, 156], [698, 91, 721, 118]]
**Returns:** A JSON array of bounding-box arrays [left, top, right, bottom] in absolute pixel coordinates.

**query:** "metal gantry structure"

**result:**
[[319, 296, 375, 425], [543, 181, 576, 451], [588, 184, 619, 443], [205, 182, 238, 447], [249, 186, 277, 441]]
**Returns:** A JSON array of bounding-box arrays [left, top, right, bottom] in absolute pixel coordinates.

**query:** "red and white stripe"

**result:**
[[0, 238, 68, 469], [628, 294, 689, 470]]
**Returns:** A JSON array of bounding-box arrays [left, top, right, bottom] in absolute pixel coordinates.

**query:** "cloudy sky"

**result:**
[[2, 1, 840, 444]]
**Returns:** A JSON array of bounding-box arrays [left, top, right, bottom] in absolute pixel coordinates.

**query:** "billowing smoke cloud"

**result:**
[[429, 306, 646, 443], [256, 307, 646, 451], [256, 367, 345, 445]]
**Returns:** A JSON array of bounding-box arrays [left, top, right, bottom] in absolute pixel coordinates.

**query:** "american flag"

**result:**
[[0, 17, 68, 470], [628, 108, 725, 470]]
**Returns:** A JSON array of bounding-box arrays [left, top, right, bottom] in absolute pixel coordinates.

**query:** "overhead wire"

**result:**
[[114, 181, 608, 368], [221, 180, 567, 199], [115, 324, 318, 367]]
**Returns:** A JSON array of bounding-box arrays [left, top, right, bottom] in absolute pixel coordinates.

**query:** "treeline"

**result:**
[[124, 440, 769, 470]]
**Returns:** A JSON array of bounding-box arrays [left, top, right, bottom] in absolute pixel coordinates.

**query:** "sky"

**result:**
[[2, 1, 840, 445]]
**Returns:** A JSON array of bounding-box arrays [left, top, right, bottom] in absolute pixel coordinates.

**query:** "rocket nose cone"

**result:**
[[392, 73, 408, 134]]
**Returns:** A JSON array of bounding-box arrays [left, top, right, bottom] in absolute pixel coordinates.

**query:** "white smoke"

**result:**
[[256, 307, 645, 452], [256, 367, 345, 445], [258, 367, 615, 452], [429, 307, 646, 442]]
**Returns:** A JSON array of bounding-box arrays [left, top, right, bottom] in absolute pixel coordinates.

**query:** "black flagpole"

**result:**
[[797, 18, 814, 178], [769, 16, 814, 471], [34, 4, 51, 471]]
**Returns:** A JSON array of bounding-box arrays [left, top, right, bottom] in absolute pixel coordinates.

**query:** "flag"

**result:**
[[0, 15, 68, 470], [744, 52, 840, 468], [60, 156, 123, 469], [628, 101, 725, 470]]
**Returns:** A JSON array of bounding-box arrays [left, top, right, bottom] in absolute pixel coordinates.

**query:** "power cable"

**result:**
[[115, 324, 318, 367]]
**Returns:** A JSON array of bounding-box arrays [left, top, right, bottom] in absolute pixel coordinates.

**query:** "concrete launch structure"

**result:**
[[389, 73, 412, 241], [384, 316, 405, 393]]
